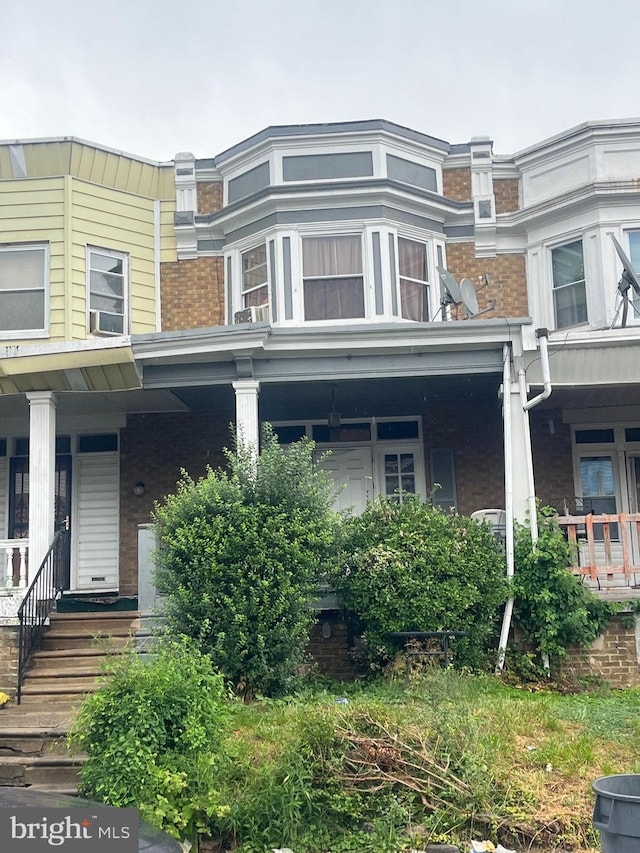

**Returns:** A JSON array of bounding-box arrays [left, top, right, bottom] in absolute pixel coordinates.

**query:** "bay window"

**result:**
[[551, 240, 587, 329], [302, 235, 364, 320], [398, 237, 430, 321], [0, 244, 47, 334]]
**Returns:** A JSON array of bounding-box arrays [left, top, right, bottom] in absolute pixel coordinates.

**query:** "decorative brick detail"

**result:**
[[444, 243, 528, 318], [442, 167, 472, 202], [561, 613, 640, 688], [160, 257, 225, 331], [307, 612, 357, 680], [494, 178, 520, 213], [196, 181, 223, 215], [0, 624, 19, 695], [119, 411, 233, 595]]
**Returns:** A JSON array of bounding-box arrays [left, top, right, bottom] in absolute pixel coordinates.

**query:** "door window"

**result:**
[[580, 455, 618, 539]]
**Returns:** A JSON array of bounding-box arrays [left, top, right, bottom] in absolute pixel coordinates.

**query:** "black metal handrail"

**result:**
[[17, 529, 70, 704]]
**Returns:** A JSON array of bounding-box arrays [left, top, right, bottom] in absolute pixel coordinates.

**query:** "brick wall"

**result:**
[[307, 612, 357, 680], [561, 613, 640, 688], [0, 624, 19, 695], [530, 408, 575, 507], [196, 181, 223, 215], [494, 178, 520, 213], [422, 396, 505, 516], [119, 410, 233, 594], [160, 257, 225, 331], [443, 167, 472, 201], [445, 243, 528, 318]]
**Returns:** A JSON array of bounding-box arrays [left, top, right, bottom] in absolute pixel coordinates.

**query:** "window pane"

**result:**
[[0, 248, 45, 290], [91, 293, 125, 314], [91, 253, 123, 276], [304, 277, 364, 320], [0, 291, 45, 330], [580, 457, 615, 498], [242, 244, 268, 291], [575, 429, 615, 444], [244, 285, 268, 307], [398, 238, 428, 281], [78, 434, 118, 453], [377, 421, 419, 440], [90, 271, 124, 298], [554, 280, 587, 329], [552, 241, 584, 287], [630, 232, 640, 318], [400, 279, 430, 321], [302, 236, 362, 277]]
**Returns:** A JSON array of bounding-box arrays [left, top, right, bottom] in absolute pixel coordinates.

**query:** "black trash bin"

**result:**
[[593, 775, 640, 852]]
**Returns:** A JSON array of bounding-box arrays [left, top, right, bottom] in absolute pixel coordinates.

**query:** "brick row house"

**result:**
[[1, 119, 640, 689]]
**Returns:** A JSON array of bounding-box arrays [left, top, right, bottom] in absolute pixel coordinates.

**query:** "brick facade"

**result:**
[[442, 167, 472, 201], [118, 410, 233, 594], [160, 257, 225, 331], [561, 613, 640, 688], [196, 181, 223, 215], [530, 408, 575, 507], [307, 613, 357, 680], [494, 178, 520, 214], [423, 396, 505, 516], [445, 243, 528, 318], [0, 624, 19, 696]]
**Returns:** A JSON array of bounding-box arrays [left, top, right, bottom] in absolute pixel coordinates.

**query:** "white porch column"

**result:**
[[27, 391, 57, 580], [232, 380, 260, 451]]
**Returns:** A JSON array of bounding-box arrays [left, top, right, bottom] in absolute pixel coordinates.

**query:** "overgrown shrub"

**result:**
[[332, 498, 508, 670], [512, 508, 612, 673], [67, 639, 228, 842], [153, 425, 339, 697]]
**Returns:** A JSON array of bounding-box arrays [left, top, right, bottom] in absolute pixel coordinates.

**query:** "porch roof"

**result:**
[[0, 338, 140, 395]]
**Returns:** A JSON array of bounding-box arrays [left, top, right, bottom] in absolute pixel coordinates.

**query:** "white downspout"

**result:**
[[495, 343, 515, 673], [496, 330, 553, 673]]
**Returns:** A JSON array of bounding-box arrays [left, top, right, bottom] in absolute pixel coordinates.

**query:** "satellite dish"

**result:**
[[460, 278, 479, 318], [610, 234, 640, 328], [436, 266, 462, 305]]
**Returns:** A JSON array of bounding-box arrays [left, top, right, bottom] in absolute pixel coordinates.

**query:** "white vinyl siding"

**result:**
[[75, 453, 119, 589]]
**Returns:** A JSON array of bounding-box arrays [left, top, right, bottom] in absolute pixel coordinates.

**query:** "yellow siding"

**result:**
[[70, 179, 159, 337]]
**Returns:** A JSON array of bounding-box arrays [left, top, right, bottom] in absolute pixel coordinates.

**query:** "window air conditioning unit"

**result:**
[[234, 304, 269, 324], [89, 310, 125, 336]]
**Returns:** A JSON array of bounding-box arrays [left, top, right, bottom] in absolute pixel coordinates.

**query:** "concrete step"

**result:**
[[0, 755, 84, 786], [40, 635, 132, 651], [20, 679, 102, 696], [27, 663, 107, 679], [0, 731, 70, 756], [34, 647, 119, 660], [0, 708, 76, 727]]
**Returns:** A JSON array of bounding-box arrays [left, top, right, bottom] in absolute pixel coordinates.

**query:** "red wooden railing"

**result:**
[[557, 512, 640, 589]]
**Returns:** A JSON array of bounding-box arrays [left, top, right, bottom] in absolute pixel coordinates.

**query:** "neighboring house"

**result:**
[[1, 119, 640, 659]]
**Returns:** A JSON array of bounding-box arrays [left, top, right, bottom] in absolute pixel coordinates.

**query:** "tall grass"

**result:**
[[200, 671, 636, 851]]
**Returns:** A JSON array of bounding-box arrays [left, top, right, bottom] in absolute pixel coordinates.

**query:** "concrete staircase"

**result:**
[[0, 609, 139, 794]]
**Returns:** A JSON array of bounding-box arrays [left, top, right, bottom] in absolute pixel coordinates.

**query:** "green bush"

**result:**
[[512, 508, 612, 672], [332, 498, 508, 670], [153, 425, 339, 697], [67, 639, 228, 843]]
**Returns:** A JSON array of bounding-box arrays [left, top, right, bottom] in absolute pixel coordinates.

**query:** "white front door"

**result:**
[[74, 452, 119, 590], [320, 447, 374, 515]]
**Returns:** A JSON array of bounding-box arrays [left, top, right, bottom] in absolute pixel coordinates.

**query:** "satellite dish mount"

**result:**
[[610, 234, 640, 328], [436, 266, 495, 320]]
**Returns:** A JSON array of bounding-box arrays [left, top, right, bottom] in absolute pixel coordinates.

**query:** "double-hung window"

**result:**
[[302, 235, 364, 320], [241, 244, 269, 308], [398, 237, 430, 321], [88, 247, 127, 335], [0, 244, 47, 334], [551, 240, 587, 329]]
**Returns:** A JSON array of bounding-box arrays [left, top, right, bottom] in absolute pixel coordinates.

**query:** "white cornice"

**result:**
[[513, 119, 640, 167]]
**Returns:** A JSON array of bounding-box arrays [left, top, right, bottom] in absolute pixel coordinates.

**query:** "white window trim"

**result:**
[[0, 243, 50, 339], [394, 233, 439, 323], [86, 246, 129, 336], [549, 236, 588, 332]]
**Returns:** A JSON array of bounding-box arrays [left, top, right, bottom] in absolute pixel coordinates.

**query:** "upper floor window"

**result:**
[[0, 244, 47, 335], [88, 247, 127, 335], [552, 239, 587, 329], [398, 237, 430, 321], [241, 244, 269, 308], [302, 235, 364, 321]]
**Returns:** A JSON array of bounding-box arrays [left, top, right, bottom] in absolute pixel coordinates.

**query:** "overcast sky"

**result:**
[[2, 0, 639, 162]]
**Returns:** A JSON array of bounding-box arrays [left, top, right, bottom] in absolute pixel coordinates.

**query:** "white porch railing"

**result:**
[[0, 539, 29, 590]]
